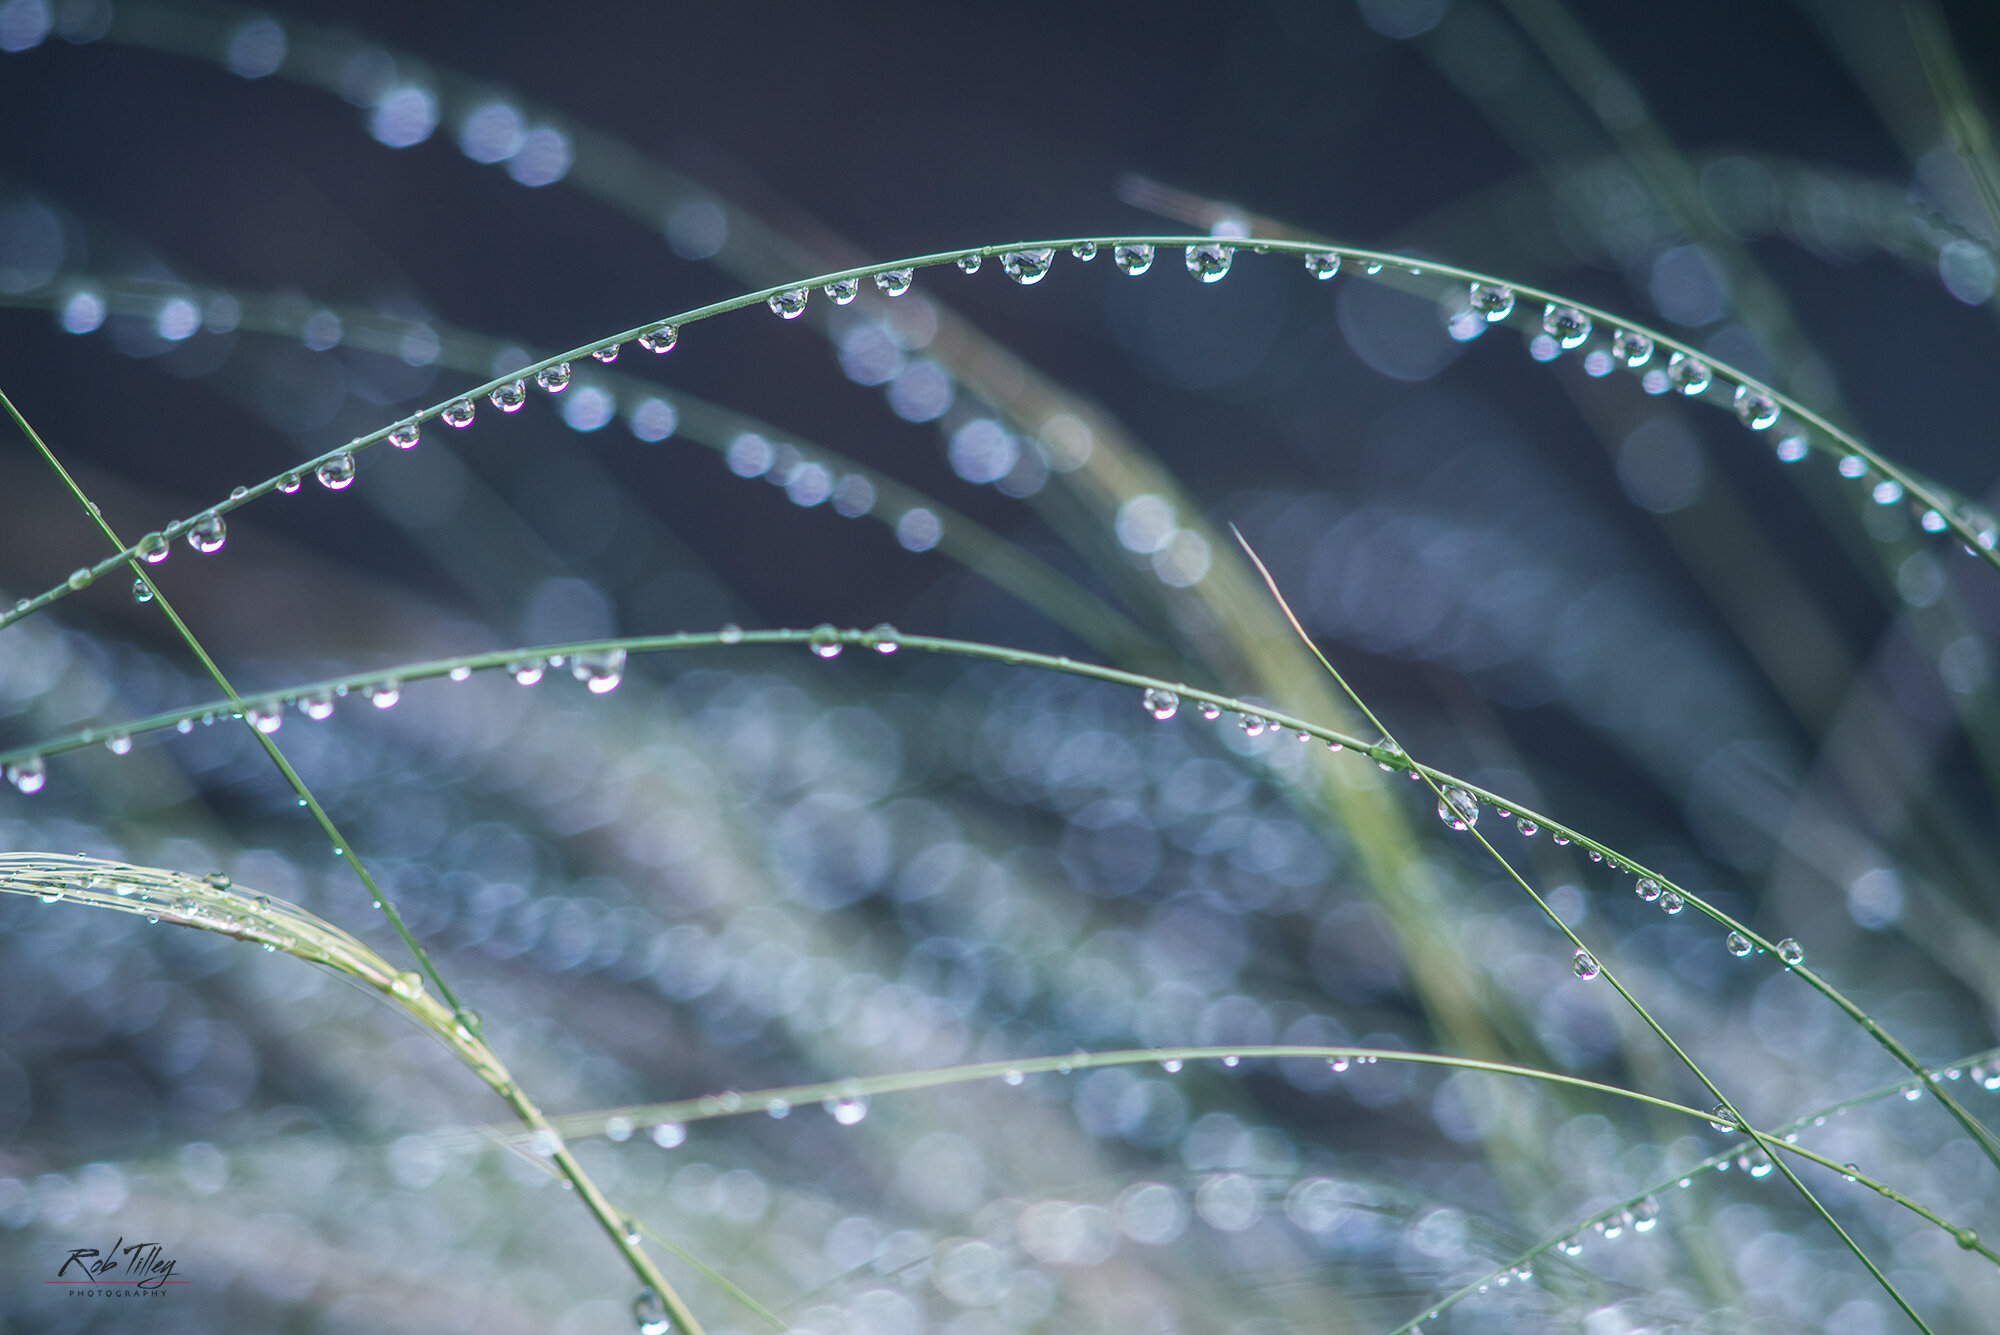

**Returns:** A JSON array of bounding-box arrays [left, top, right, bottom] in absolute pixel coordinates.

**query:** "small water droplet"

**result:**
[[633, 1285, 673, 1335], [1725, 931, 1753, 957], [1198, 702, 1221, 721], [649, 1121, 686, 1148], [1572, 949, 1600, 980], [1612, 328, 1653, 367], [390, 971, 423, 1001], [368, 680, 401, 709], [1776, 938, 1804, 967], [1515, 816, 1538, 836], [765, 1098, 790, 1119], [443, 398, 476, 428], [824, 1093, 869, 1125], [277, 471, 303, 493], [454, 1007, 482, 1039], [864, 622, 901, 654], [536, 362, 571, 392], [1667, 351, 1711, 395], [571, 647, 626, 694], [247, 703, 283, 734], [1732, 384, 1779, 429], [807, 624, 843, 658], [1161, 1057, 1184, 1073], [137, 532, 170, 565], [448, 665, 473, 682], [301, 690, 336, 721], [1660, 889, 1685, 914], [823, 277, 859, 305], [1634, 877, 1662, 902], [1070, 240, 1098, 261], [719, 623, 744, 645], [1903, 1084, 1923, 1102], [187, 513, 227, 554], [1709, 1104, 1737, 1131], [104, 732, 134, 756], [1468, 282, 1513, 319], [388, 422, 420, 449], [768, 288, 809, 318], [1303, 251, 1342, 280], [1631, 1197, 1658, 1232], [1220, 1053, 1240, 1067], [1113, 243, 1155, 275], [316, 453, 356, 490], [638, 324, 680, 354], [1002, 1068, 1025, 1086], [1142, 687, 1179, 721], [1363, 261, 1383, 275], [1238, 713, 1267, 737], [1541, 304, 1591, 349], [1001, 249, 1055, 284], [509, 659, 545, 686], [1955, 1227, 1980, 1250], [66, 567, 93, 591], [956, 253, 983, 274], [491, 380, 529, 412], [1437, 787, 1479, 831], [874, 268, 913, 296], [592, 343, 621, 362], [1559, 1236, 1583, 1256], [1184, 242, 1233, 282]]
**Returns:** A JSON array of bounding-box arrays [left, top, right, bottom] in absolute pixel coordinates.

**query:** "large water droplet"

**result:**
[[1634, 877, 1662, 903], [1468, 282, 1514, 320], [863, 623, 901, 654], [510, 658, 546, 686], [1733, 384, 1778, 429], [808, 624, 843, 658], [1572, 949, 1600, 980], [769, 288, 809, 318], [536, 362, 571, 392], [649, 1121, 686, 1148], [592, 343, 621, 363], [637, 324, 679, 354], [188, 513, 227, 554], [571, 647, 626, 694], [1142, 687, 1179, 721], [633, 1286, 672, 1335], [719, 623, 744, 645], [824, 1092, 869, 1125], [1659, 889, 1685, 914], [1725, 930, 1753, 957], [1238, 713, 1267, 737], [1776, 938, 1804, 967], [1667, 351, 1711, 396], [137, 532, 170, 565], [1304, 251, 1342, 280], [823, 278, 859, 305], [106, 732, 133, 755], [368, 679, 401, 709], [247, 703, 283, 734], [1114, 243, 1155, 275], [1184, 242, 1233, 282], [316, 453, 356, 490], [1515, 816, 1538, 836], [1437, 787, 1479, 831], [1071, 240, 1099, 261], [301, 689, 335, 721], [491, 380, 529, 412], [956, 253, 983, 274], [1001, 249, 1054, 284], [1611, 329, 1653, 367], [1541, 304, 1591, 349], [1708, 1104, 1737, 1132], [1198, 702, 1222, 721], [874, 268, 914, 296], [277, 471, 303, 494], [7, 755, 47, 794], [388, 422, 420, 450], [1631, 1197, 1659, 1231], [443, 398, 476, 428]]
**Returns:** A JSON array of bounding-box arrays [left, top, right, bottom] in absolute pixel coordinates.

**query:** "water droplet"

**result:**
[[1572, 949, 1600, 980], [1903, 1084, 1923, 1102], [448, 665, 473, 682], [1558, 1236, 1583, 1257], [1114, 243, 1155, 275], [1732, 384, 1779, 429], [1238, 713, 1267, 737], [188, 513, 227, 554], [1161, 1057, 1184, 1073], [1003, 1068, 1025, 1086], [1541, 304, 1591, 349], [1978, 1065, 2000, 1091], [247, 703, 283, 734], [1873, 479, 1904, 505], [136, 532, 170, 565], [1001, 249, 1055, 284], [1184, 242, 1233, 282], [1776, 938, 1804, 967], [443, 398, 477, 429], [390, 971, 423, 1000], [571, 647, 626, 694], [368, 680, 401, 709], [301, 690, 335, 721], [1955, 1227, 1980, 1250], [1468, 282, 1513, 319], [765, 1098, 790, 1119], [620, 1215, 644, 1245], [388, 422, 420, 449], [824, 1093, 869, 1125], [649, 1121, 686, 1148], [276, 471, 303, 494], [1709, 1104, 1737, 1131], [768, 288, 809, 318], [808, 624, 843, 658], [864, 623, 901, 654], [719, 623, 744, 645], [1198, 702, 1222, 721], [1634, 877, 1662, 902], [1612, 328, 1653, 367], [638, 324, 679, 354], [592, 343, 621, 363], [1667, 351, 1711, 395], [536, 362, 571, 392], [823, 277, 859, 305], [1660, 889, 1685, 914], [1219, 1053, 1240, 1067], [1363, 262, 1383, 275], [316, 453, 356, 490], [1303, 251, 1342, 280], [1436, 787, 1479, 830], [1070, 240, 1098, 261], [1631, 1197, 1658, 1231], [1142, 687, 1179, 721], [634, 1285, 673, 1335], [491, 380, 529, 412], [956, 253, 983, 274], [454, 1007, 482, 1039], [1725, 931, 1753, 957], [1515, 816, 1538, 836], [4, 753, 46, 795], [509, 659, 545, 686], [874, 268, 913, 296]]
